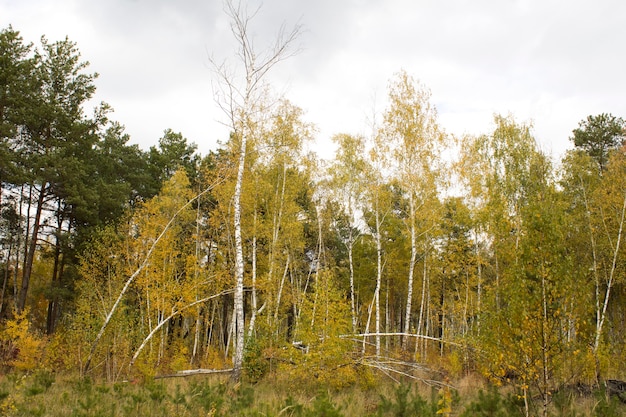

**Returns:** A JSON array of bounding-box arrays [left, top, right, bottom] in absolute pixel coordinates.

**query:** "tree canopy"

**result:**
[[570, 112, 625, 172]]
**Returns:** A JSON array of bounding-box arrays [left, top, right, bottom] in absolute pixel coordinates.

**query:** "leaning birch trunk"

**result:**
[[594, 190, 626, 354], [83, 184, 220, 375], [270, 164, 288, 330], [273, 254, 290, 328], [130, 290, 234, 368], [191, 191, 203, 364]]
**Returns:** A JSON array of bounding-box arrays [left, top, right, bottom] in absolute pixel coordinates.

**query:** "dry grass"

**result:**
[[1, 369, 625, 416]]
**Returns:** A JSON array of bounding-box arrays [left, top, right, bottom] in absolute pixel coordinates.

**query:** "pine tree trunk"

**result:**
[[12, 185, 25, 312], [18, 182, 47, 312], [46, 202, 64, 335]]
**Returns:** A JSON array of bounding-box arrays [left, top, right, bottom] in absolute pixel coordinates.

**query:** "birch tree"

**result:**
[[327, 133, 367, 332], [460, 115, 572, 416], [211, 0, 301, 381], [132, 170, 196, 367], [363, 134, 392, 357], [251, 100, 311, 340], [562, 148, 626, 382], [73, 222, 138, 381], [436, 197, 477, 341], [381, 70, 444, 348]]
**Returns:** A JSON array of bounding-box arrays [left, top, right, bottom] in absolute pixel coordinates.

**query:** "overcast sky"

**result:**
[[2, 0, 625, 161]]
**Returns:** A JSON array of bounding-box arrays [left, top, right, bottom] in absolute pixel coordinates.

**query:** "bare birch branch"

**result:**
[[340, 332, 464, 348], [130, 289, 235, 367]]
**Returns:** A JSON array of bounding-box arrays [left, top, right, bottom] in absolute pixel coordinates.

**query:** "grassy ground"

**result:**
[[0, 370, 624, 416]]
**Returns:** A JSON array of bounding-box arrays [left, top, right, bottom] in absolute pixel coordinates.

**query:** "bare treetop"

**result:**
[[210, 0, 303, 130]]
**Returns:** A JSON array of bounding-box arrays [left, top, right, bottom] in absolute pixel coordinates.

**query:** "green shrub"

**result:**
[[279, 395, 305, 416], [375, 384, 436, 417], [593, 389, 623, 417], [145, 380, 166, 403], [460, 386, 524, 417], [188, 380, 226, 414], [25, 371, 55, 398], [243, 337, 269, 383]]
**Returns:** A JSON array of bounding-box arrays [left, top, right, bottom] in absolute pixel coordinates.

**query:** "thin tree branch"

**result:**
[[130, 289, 235, 367], [83, 177, 226, 375]]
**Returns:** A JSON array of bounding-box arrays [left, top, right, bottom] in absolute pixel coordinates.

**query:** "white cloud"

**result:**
[[2, 0, 626, 161]]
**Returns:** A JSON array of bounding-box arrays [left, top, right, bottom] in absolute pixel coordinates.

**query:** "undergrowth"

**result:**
[[0, 371, 624, 416]]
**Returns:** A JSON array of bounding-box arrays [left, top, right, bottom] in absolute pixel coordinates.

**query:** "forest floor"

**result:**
[[0, 370, 624, 416]]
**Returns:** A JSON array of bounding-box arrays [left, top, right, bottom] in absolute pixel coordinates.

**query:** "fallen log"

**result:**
[[339, 332, 463, 348], [606, 379, 626, 404], [154, 368, 233, 379]]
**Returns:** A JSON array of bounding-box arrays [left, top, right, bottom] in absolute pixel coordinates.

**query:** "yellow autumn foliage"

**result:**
[[279, 270, 362, 390], [1, 308, 45, 371]]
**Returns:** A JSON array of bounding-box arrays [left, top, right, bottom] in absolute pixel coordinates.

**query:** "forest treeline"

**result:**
[[2, 21, 626, 413]]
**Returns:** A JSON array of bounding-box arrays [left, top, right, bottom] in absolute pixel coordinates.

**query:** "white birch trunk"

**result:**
[[273, 254, 290, 325], [192, 193, 202, 364], [375, 207, 382, 358], [403, 194, 417, 348], [474, 230, 482, 335], [594, 191, 626, 353], [417, 247, 428, 336], [416, 247, 428, 357], [348, 236, 357, 333], [231, 125, 247, 382], [247, 227, 258, 337]]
